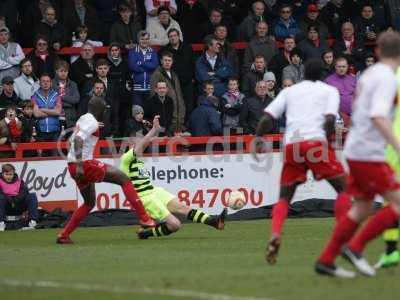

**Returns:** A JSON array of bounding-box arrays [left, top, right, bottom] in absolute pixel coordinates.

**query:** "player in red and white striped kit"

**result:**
[[57, 96, 155, 244], [317, 31, 400, 277]]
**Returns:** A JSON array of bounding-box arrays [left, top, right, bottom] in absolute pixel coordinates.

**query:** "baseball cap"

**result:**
[[0, 26, 10, 33], [307, 4, 318, 13]]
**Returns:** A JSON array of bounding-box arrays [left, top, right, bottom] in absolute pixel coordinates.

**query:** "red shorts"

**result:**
[[346, 160, 400, 201], [281, 140, 345, 186], [68, 159, 108, 190]]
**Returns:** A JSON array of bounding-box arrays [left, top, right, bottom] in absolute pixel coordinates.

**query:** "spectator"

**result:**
[[145, 0, 177, 24], [110, 3, 142, 51], [321, 49, 335, 79], [80, 79, 106, 115], [298, 3, 330, 41], [239, 80, 273, 134], [282, 48, 305, 84], [19, 100, 36, 143], [269, 36, 296, 85], [189, 94, 222, 136], [159, 28, 195, 119], [220, 77, 244, 134], [325, 57, 356, 125], [200, 8, 229, 41], [211, 0, 243, 26], [63, 0, 100, 45], [263, 71, 277, 99], [241, 55, 268, 97], [144, 81, 174, 136], [128, 30, 159, 107], [36, 6, 65, 52], [176, 0, 208, 43], [195, 36, 233, 97], [354, 4, 382, 44], [242, 21, 277, 74], [124, 104, 151, 137], [70, 25, 103, 64], [298, 25, 328, 61], [239, 1, 266, 42], [0, 164, 38, 231], [273, 4, 302, 42], [27, 35, 59, 79], [147, 6, 183, 46], [320, 0, 349, 39], [282, 78, 294, 89], [333, 22, 365, 71], [0, 27, 24, 83], [0, 106, 22, 148], [107, 43, 130, 137], [214, 24, 239, 76], [52, 60, 80, 129], [32, 74, 62, 143], [0, 77, 21, 118], [70, 42, 96, 95], [13, 58, 40, 102], [150, 51, 185, 133]]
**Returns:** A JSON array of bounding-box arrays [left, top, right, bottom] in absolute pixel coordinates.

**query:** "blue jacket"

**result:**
[[128, 45, 159, 91], [195, 53, 233, 97], [188, 97, 222, 136], [32, 89, 60, 133], [274, 17, 302, 41]]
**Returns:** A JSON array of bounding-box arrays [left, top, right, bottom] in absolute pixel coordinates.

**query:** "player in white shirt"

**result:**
[[57, 97, 155, 244], [317, 31, 400, 277], [253, 59, 350, 276]]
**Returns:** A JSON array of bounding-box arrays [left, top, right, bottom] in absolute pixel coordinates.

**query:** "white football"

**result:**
[[228, 190, 246, 210]]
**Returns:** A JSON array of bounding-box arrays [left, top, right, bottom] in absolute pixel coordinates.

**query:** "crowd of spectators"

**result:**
[[0, 0, 398, 153]]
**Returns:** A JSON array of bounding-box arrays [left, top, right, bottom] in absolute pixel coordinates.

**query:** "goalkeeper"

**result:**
[[120, 115, 227, 239]]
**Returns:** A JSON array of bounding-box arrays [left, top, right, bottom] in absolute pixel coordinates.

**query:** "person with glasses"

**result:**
[[273, 4, 302, 42], [27, 35, 59, 79], [13, 58, 40, 102]]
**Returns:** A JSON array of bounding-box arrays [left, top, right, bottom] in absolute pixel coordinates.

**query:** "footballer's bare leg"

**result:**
[[103, 165, 155, 227]]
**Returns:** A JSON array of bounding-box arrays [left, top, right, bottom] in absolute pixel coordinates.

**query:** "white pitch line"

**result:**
[[0, 279, 274, 300]]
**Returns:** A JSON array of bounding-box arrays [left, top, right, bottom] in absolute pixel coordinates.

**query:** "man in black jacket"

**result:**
[[70, 43, 96, 96], [159, 28, 195, 120]]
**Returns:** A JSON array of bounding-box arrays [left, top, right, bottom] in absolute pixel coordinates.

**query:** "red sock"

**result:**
[[121, 181, 148, 219], [349, 206, 399, 253], [271, 199, 289, 237], [318, 214, 359, 265], [60, 203, 93, 237], [335, 192, 352, 222]]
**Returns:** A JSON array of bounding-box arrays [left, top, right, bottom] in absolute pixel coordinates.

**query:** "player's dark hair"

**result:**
[[304, 59, 324, 81], [377, 31, 400, 59]]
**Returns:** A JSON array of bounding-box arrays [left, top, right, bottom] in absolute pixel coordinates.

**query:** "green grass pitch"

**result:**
[[0, 218, 399, 300]]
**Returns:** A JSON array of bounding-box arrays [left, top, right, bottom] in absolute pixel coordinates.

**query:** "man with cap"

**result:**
[[298, 4, 330, 41], [0, 26, 25, 86], [146, 7, 183, 46], [0, 76, 21, 119]]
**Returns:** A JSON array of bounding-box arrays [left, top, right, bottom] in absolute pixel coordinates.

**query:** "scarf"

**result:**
[[344, 35, 354, 51], [312, 38, 320, 48], [184, 0, 198, 5], [107, 52, 122, 66], [226, 91, 240, 104], [35, 49, 49, 61], [5, 117, 21, 138]]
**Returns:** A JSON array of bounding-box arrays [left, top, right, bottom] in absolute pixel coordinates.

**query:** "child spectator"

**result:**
[[19, 101, 36, 143], [13, 58, 40, 102], [52, 60, 80, 129], [0, 77, 21, 118], [0, 106, 22, 148], [220, 78, 244, 134], [0, 164, 38, 231], [124, 104, 151, 137]]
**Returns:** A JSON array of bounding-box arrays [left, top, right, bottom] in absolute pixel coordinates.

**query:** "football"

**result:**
[[228, 190, 246, 210]]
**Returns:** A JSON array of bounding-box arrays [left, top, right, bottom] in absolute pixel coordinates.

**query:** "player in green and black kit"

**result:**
[[120, 115, 227, 239]]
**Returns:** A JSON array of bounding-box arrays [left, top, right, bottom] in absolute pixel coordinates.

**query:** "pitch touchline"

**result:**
[[0, 279, 274, 300]]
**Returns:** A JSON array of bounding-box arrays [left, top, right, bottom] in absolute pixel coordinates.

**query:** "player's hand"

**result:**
[[251, 137, 265, 162], [75, 163, 84, 181]]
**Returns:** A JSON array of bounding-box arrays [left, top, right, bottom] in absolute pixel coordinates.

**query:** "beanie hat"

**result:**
[[132, 105, 144, 116], [263, 71, 276, 82]]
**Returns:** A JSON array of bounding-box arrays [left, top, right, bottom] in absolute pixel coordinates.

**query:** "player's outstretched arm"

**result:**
[[373, 116, 400, 154], [134, 115, 161, 156]]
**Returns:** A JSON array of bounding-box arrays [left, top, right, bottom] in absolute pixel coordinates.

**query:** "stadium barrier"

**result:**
[[1, 135, 340, 214]]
